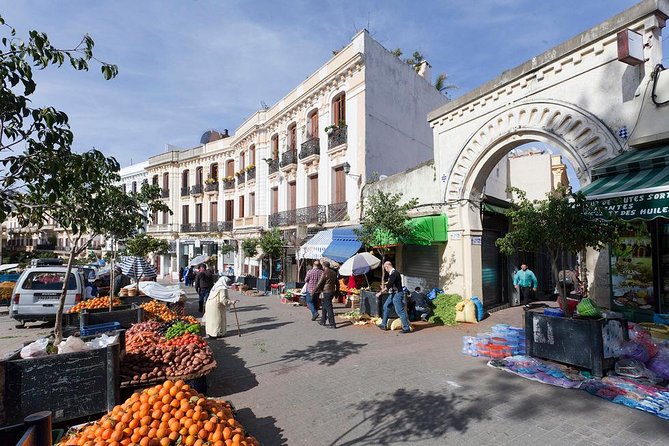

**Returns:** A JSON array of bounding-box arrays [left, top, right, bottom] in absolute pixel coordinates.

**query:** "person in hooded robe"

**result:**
[[204, 275, 236, 338]]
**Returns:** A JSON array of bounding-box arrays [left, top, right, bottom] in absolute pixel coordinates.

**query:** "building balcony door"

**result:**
[[309, 175, 318, 207], [225, 200, 234, 222], [271, 187, 278, 214], [288, 181, 296, 211], [334, 166, 346, 204]]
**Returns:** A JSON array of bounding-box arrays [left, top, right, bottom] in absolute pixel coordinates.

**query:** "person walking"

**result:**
[[313, 260, 339, 329], [377, 261, 411, 333], [194, 264, 215, 313], [514, 263, 538, 305], [304, 260, 324, 321], [112, 266, 132, 297]]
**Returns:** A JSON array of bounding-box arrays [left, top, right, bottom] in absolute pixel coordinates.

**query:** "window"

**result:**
[[309, 175, 318, 207], [271, 187, 278, 214], [249, 192, 255, 216], [152, 175, 159, 186], [182, 205, 189, 225], [225, 200, 234, 221], [162, 211, 169, 225], [271, 134, 279, 160], [332, 93, 346, 125], [249, 145, 256, 165], [22, 272, 77, 291], [195, 166, 203, 186], [239, 196, 245, 218], [210, 202, 218, 222], [288, 123, 297, 152], [162, 172, 169, 190], [288, 181, 296, 211], [226, 160, 234, 178], [334, 166, 346, 203], [152, 211, 158, 225], [182, 170, 190, 188], [240, 151, 246, 170], [132, 181, 137, 194], [195, 203, 202, 224], [210, 163, 218, 180], [122, 184, 127, 194], [308, 110, 319, 139]]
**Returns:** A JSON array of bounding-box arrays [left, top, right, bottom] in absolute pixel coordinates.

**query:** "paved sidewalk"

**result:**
[[194, 290, 669, 445]]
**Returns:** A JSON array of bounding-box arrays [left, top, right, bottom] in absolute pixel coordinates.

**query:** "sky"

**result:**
[[2, 0, 645, 169]]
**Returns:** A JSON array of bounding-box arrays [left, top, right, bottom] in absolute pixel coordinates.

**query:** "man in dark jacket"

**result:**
[[378, 261, 411, 333], [313, 260, 339, 328], [194, 264, 215, 313], [112, 267, 132, 296]]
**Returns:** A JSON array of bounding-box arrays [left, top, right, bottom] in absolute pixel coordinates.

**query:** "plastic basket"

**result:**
[[654, 313, 669, 325], [80, 321, 121, 337], [544, 307, 564, 317]]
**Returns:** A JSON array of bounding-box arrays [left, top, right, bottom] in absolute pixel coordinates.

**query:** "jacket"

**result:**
[[304, 267, 324, 294], [194, 269, 215, 290], [385, 269, 403, 293], [314, 268, 339, 294]]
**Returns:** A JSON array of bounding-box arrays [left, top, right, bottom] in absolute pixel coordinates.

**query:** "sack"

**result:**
[[471, 296, 484, 321], [455, 299, 477, 324], [426, 288, 443, 301], [20, 338, 49, 358], [301, 284, 308, 294]]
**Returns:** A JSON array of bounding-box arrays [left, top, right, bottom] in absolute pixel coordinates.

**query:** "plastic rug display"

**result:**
[[489, 355, 669, 420]]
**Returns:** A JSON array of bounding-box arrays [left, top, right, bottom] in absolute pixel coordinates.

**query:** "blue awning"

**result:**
[[321, 226, 362, 262]]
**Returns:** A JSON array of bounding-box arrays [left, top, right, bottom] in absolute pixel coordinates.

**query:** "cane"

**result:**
[[231, 300, 242, 337]]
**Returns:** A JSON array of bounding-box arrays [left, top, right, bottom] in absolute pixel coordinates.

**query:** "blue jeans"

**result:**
[[198, 287, 211, 305], [305, 291, 320, 317], [380, 292, 410, 331]]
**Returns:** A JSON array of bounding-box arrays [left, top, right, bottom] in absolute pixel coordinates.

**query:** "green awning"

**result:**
[[371, 215, 448, 247], [582, 146, 669, 221], [482, 203, 509, 215]]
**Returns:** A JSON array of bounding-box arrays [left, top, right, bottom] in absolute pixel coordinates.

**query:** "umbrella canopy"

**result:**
[[338, 253, 381, 276], [0, 263, 20, 273], [119, 256, 157, 279], [189, 254, 210, 267]]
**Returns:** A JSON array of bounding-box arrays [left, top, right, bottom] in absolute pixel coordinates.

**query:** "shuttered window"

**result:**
[[402, 245, 440, 289]]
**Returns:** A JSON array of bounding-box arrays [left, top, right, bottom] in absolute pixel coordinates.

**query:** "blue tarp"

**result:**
[[321, 227, 362, 262]]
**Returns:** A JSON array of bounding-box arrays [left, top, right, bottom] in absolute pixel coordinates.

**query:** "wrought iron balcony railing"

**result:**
[[246, 167, 256, 181], [191, 184, 204, 195], [300, 138, 320, 159], [269, 209, 297, 227], [328, 201, 348, 221], [237, 173, 245, 185], [160, 188, 170, 198], [327, 126, 347, 150], [279, 151, 298, 168], [296, 205, 327, 225], [180, 186, 190, 197], [205, 182, 219, 192], [223, 179, 235, 190], [268, 159, 279, 175]]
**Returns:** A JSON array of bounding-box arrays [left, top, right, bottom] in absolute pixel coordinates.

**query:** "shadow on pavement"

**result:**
[[239, 322, 293, 336], [281, 339, 366, 367], [331, 388, 486, 445], [244, 316, 277, 325], [233, 304, 269, 313], [235, 408, 288, 445], [207, 341, 259, 396]]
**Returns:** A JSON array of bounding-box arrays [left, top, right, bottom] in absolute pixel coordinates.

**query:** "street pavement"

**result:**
[[1, 287, 668, 445]]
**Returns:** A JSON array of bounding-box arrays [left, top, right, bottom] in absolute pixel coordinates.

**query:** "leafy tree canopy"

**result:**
[[258, 229, 283, 260], [356, 190, 418, 254], [241, 238, 258, 258], [124, 233, 169, 258]]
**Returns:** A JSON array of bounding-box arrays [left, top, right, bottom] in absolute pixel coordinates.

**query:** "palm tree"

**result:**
[[435, 73, 457, 99]]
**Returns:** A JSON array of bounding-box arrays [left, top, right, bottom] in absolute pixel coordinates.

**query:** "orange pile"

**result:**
[[141, 301, 198, 324], [58, 380, 260, 446], [69, 296, 122, 313]]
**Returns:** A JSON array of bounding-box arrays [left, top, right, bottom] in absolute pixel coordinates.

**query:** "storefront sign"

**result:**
[[471, 236, 482, 245], [449, 232, 462, 241], [590, 191, 669, 220], [610, 223, 655, 311]]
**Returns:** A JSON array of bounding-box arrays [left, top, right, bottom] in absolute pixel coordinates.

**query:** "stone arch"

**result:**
[[445, 100, 623, 232]]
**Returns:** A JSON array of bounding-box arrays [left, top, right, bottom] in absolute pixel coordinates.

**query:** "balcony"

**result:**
[[148, 224, 172, 233], [268, 159, 279, 175], [180, 222, 207, 233], [214, 221, 233, 232], [191, 184, 204, 195], [327, 126, 347, 150], [296, 205, 327, 225], [223, 179, 235, 190], [160, 188, 170, 198], [328, 201, 348, 221], [205, 181, 219, 192], [279, 151, 298, 169], [237, 173, 245, 185], [180, 186, 190, 197], [246, 167, 256, 181], [300, 138, 320, 159], [269, 209, 297, 227]]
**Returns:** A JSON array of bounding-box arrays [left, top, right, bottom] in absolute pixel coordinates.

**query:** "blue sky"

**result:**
[[3, 0, 641, 168]]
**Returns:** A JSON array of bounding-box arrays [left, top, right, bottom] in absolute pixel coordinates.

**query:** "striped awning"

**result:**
[[580, 165, 669, 199], [298, 229, 333, 260], [591, 145, 669, 178]]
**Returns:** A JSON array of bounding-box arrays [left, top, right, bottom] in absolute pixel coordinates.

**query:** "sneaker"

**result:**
[[400, 329, 411, 334], [311, 314, 318, 321], [328, 325, 337, 329], [377, 324, 388, 331]]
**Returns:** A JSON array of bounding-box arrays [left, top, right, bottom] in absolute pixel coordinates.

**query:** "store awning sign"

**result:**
[[588, 190, 669, 220]]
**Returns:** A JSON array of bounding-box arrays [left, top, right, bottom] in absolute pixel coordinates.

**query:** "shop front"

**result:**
[[582, 145, 669, 321]]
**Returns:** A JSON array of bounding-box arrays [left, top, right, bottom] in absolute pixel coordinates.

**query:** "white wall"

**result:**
[[484, 157, 509, 201], [362, 161, 440, 210], [508, 153, 553, 201]]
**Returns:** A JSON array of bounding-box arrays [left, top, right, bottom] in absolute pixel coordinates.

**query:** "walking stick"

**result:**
[[231, 300, 242, 337]]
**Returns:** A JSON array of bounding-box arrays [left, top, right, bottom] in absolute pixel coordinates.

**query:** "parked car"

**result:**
[[0, 263, 22, 283], [9, 266, 86, 327]]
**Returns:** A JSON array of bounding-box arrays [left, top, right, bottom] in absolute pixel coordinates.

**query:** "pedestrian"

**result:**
[[313, 260, 339, 329], [194, 263, 215, 313], [112, 266, 132, 297], [377, 261, 411, 333], [187, 266, 196, 287], [408, 286, 431, 321], [203, 276, 236, 338], [514, 263, 538, 305], [304, 260, 324, 321]]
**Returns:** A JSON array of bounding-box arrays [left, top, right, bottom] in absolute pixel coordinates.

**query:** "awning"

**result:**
[[582, 145, 669, 221], [371, 215, 449, 247], [298, 229, 333, 260], [482, 203, 509, 215], [322, 227, 362, 262]]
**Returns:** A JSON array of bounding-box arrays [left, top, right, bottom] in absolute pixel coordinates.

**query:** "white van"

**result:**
[[10, 266, 86, 327]]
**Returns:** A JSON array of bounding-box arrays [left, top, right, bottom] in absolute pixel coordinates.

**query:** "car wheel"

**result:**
[[15, 321, 26, 329]]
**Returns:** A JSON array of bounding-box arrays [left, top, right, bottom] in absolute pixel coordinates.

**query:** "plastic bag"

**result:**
[[619, 341, 650, 363], [426, 288, 443, 301], [455, 299, 477, 323], [58, 336, 90, 354], [20, 338, 49, 358], [647, 354, 669, 380], [301, 283, 308, 294], [615, 358, 661, 383], [85, 333, 118, 350], [471, 296, 484, 321]]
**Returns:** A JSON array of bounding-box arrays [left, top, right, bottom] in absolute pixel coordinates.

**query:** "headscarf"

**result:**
[[209, 275, 230, 297]]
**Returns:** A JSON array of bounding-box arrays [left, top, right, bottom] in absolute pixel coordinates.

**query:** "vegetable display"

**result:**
[[164, 321, 200, 340], [141, 301, 198, 324], [58, 380, 260, 446], [68, 296, 122, 313]]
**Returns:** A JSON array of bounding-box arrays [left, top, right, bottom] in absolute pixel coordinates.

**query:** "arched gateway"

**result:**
[[428, 0, 669, 304]]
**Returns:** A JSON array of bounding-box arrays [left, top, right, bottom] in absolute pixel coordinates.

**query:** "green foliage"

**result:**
[[427, 293, 462, 326], [124, 233, 169, 258], [258, 229, 283, 260], [241, 238, 259, 257], [0, 14, 118, 221], [219, 244, 235, 256], [356, 190, 418, 253]]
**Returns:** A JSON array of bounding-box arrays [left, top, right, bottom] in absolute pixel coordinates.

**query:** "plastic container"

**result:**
[[80, 321, 121, 337], [476, 342, 491, 357], [544, 307, 564, 317], [491, 337, 508, 346], [489, 344, 511, 359]]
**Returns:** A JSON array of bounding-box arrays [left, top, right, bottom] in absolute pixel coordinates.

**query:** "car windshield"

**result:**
[[22, 272, 77, 291]]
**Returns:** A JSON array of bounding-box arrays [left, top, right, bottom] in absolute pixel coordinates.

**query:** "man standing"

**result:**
[[378, 261, 411, 333], [194, 263, 215, 313], [514, 263, 538, 305], [112, 266, 131, 297], [304, 260, 324, 321], [313, 260, 339, 328]]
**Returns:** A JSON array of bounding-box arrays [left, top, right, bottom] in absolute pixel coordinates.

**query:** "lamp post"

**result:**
[[0, 227, 6, 265]]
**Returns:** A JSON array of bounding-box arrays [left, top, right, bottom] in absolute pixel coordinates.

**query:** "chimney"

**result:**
[[223, 129, 229, 138], [417, 60, 432, 80]]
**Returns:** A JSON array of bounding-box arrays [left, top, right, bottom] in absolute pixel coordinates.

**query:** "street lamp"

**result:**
[[342, 162, 361, 179]]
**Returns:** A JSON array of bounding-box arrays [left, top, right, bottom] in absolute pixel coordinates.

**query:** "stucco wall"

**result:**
[[362, 161, 440, 211], [362, 34, 448, 179], [509, 153, 553, 201]]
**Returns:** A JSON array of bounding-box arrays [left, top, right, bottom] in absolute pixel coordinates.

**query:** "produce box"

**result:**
[[0, 339, 120, 425], [79, 306, 144, 330]]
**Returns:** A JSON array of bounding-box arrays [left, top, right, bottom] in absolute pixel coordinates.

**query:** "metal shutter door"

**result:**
[[402, 244, 440, 289]]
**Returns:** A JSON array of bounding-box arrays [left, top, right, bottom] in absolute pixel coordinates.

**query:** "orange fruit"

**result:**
[[160, 438, 170, 446], [204, 421, 215, 433], [222, 427, 232, 440]]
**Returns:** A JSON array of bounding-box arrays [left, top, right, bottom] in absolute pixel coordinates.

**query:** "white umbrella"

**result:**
[[338, 252, 381, 276], [119, 256, 157, 279], [189, 254, 210, 267]]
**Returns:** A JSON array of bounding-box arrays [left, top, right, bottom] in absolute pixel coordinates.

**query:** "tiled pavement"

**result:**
[[192, 290, 669, 446]]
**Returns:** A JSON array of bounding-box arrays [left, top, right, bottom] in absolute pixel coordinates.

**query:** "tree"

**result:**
[[219, 243, 235, 256], [14, 149, 170, 344], [390, 47, 456, 97], [495, 187, 625, 315], [124, 233, 169, 258], [0, 14, 118, 221], [356, 190, 418, 281], [241, 238, 258, 258], [258, 229, 283, 279]]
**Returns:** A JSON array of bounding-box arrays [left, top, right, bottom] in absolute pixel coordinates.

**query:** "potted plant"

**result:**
[[235, 170, 244, 177], [245, 164, 255, 172], [204, 177, 217, 185], [224, 175, 234, 182], [324, 125, 337, 134]]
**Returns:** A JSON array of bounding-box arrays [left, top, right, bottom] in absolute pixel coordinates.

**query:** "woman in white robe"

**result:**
[[204, 276, 235, 338]]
